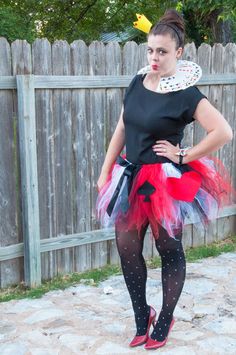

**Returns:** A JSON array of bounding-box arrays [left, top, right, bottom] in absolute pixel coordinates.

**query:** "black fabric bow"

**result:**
[[106, 156, 140, 216]]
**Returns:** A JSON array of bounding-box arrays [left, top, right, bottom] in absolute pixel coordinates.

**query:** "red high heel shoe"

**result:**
[[144, 317, 175, 350], [129, 306, 156, 347]]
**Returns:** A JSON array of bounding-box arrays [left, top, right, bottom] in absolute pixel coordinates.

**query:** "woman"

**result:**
[[96, 9, 234, 350]]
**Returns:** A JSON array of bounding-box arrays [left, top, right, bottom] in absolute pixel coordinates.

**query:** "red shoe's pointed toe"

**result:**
[[144, 337, 166, 349], [129, 334, 148, 347], [144, 318, 175, 350]]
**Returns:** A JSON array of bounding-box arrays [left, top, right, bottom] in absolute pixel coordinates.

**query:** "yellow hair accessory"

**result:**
[[133, 14, 152, 34]]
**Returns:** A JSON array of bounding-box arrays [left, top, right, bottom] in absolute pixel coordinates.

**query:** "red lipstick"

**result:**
[[152, 65, 159, 71]]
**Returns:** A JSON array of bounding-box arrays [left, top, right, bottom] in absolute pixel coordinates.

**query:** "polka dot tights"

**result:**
[[115, 224, 186, 342]]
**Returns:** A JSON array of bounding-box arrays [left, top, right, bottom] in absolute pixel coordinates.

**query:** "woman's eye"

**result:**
[[147, 49, 166, 55]]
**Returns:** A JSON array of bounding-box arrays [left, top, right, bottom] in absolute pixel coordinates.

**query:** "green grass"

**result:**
[[0, 265, 121, 303], [0, 235, 235, 303], [147, 235, 236, 268]]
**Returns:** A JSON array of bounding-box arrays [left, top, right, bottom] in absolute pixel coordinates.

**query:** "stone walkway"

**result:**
[[0, 252, 236, 355]]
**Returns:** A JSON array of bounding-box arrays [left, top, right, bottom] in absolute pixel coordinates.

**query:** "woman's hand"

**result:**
[[97, 171, 109, 192], [152, 140, 180, 163]]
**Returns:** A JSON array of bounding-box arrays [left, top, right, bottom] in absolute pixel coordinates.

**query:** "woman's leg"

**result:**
[[151, 226, 186, 342], [115, 223, 150, 336]]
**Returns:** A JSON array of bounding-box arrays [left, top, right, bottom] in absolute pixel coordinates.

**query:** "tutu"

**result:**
[[96, 155, 235, 239]]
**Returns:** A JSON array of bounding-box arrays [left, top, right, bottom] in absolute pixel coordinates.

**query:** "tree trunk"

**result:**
[[209, 9, 233, 44], [221, 20, 233, 44]]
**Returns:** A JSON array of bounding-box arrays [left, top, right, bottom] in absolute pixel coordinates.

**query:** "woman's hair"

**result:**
[[149, 9, 185, 48]]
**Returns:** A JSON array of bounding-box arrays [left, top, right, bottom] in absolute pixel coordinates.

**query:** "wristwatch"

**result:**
[[175, 147, 191, 165]]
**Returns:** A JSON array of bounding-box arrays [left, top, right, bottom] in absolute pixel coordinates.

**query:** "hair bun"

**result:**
[[160, 9, 185, 33], [149, 9, 185, 48]]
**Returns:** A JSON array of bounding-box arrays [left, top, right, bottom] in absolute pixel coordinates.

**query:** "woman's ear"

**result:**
[[176, 47, 183, 59]]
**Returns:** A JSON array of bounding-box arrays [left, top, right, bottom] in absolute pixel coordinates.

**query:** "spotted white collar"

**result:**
[[137, 60, 202, 93]]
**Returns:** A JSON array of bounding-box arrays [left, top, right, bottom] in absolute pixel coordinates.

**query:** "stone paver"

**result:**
[[0, 252, 236, 355]]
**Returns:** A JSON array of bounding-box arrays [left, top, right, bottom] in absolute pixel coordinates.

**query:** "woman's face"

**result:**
[[147, 33, 183, 77]]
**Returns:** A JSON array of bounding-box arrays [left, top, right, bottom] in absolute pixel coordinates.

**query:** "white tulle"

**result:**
[[96, 164, 125, 227], [161, 162, 182, 178], [162, 187, 219, 237]]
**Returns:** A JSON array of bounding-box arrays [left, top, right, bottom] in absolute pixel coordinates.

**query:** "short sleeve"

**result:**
[[123, 75, 138, 105], [183, 86, 207, 124]]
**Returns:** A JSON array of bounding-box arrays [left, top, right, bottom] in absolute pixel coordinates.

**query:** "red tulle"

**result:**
[[166, 171, 202, 202], [188, 155, 236, 206]]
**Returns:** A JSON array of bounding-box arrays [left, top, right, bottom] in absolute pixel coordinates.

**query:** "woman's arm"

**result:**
[[183, 98, 233, 164], [152, 98, 233, 164], [101, 106, 125, 173], [97, 106, 125, 190]]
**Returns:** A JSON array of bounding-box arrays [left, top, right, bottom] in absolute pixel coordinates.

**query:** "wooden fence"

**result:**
[[0, 38, 236, 288]]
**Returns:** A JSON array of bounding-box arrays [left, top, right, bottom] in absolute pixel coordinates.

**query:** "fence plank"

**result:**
[[16, 75, 41, 287], [193, 43, 212, 247], [71, 39, 92, 272], [231, 44, 236, 191], [138, 43, 148, 69], [12, 40, 32, 74], [52, 40, 74, 274], [41, 229, 115, 251], [89, 41, 108, 269], [32, 38, 58, 280], [181, 43, 198, 246], [123, 41, 139, 75], [0, 243, 23, 262], [105, 41, 123, 265], [181, 43, 196, 148], [0, 77, 16, 88], [196, 43, 212, 143], [208, 44, 225, 244], [11, 39, 33, 285], [196, 40, 212, 244], [231, 44, 236, 190], [0, 38, 20, 287], [34, 75, 132, 88], [182, 224, 193, 250], [221, 43, 235, 178], [1, 74, 236, 90], [105, 42, 123, 140], [224, 44, 236, 185]]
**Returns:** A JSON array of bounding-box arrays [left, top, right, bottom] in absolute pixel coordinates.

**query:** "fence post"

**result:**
[[16, 75, 41, 287]]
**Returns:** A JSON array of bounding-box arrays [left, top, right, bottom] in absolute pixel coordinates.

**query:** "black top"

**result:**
[[123, 74, 207, 165]]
